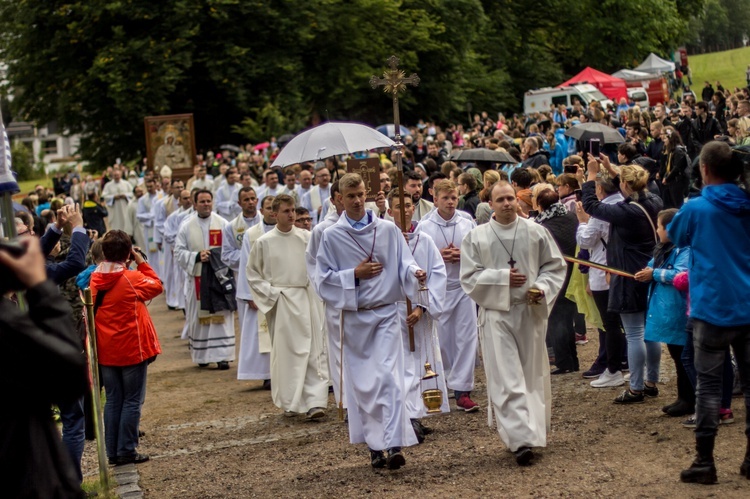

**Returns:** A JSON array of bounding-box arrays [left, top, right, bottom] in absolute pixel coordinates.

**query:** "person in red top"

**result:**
[[90, 230, 162, 465]]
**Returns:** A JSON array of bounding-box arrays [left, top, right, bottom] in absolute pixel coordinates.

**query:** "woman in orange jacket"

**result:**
[[90, 230, 162, 465]]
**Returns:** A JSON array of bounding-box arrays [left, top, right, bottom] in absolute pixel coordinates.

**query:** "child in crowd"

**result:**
[[635, 209, 691, 417]]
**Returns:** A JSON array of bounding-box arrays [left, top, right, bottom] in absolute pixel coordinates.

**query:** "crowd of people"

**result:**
[[4, 84, 750, 495]]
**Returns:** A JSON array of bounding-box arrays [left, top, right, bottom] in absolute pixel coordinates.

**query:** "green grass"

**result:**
[[16, 177, 52, 196], [689, 46, 750, 92]]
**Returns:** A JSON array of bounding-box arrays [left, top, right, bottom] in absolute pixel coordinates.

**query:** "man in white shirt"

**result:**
[[302, 165, 332, 227], [214, 166, 242, 220]]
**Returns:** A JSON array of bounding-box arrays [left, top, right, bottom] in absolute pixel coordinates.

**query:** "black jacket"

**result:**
[[539, 210, 578, 295], [460, 190, 480, 219], [522, 150, 550, 169], [200, 248, 237, 313], [673, 117, 700, 158], [0, 280, 88, 498], [47, 230, 89, 285], [693, 115, 722, 145], [582, 180, 663, 313]]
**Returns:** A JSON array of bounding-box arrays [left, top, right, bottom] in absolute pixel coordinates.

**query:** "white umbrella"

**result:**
[[272, 122, 395, 167]]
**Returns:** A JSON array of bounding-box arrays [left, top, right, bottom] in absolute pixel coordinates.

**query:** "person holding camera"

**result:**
[[0, 237, 89, 498], [89, 230, 163, 465]]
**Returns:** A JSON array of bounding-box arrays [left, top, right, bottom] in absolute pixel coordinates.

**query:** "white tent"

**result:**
[[634, 53, 676, 74], [611, 69, 655, 81]]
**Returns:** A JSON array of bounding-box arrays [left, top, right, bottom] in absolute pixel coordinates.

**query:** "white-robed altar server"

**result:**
[[315, 173, 427, 471], [416, 179, 480, 412], [460, 181, 566, 466], [163, 190, 193, 312], [387, 190, 450, 443], [136, 177, 165, 278], [305, 181, 345, 408], [174, 189, 236, 370], [154, 179, 184, 306], [102, 168, 134, 231], [248, 194, 330, 419], [301, 165, 332, 227], [235, 195, 276, 385], [214, 166, 242, 221]]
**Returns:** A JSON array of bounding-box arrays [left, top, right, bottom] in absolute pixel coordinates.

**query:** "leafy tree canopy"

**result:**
[[0, 0, 703, 167]]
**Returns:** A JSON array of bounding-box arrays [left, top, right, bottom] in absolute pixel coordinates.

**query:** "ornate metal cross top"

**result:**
[[369, 56, 420, 144], [370, 55, 420, 352]]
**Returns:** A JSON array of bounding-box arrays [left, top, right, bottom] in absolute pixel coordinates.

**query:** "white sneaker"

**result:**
[[590, 369, 625, 388]]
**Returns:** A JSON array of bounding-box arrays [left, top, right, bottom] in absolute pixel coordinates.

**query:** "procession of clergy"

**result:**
[[103, 160, 566, 470]]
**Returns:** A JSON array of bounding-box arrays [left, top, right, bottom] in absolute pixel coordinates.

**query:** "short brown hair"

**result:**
[[271, 194, 295, 212], [432, 179, 458, 197], [101, 230, 132, 262], [458, 172, 477, 191]]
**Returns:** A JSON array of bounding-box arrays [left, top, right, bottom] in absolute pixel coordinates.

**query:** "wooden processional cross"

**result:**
[[370, 55, 420, 351]]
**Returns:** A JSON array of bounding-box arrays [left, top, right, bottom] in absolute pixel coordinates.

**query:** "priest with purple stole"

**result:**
[[460, 181, 566, 466], [315, 173, 427, 470]]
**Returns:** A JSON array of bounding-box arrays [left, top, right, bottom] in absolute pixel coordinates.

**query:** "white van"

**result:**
[[627, 87, 650, 108], [523, 84, 613, 114]]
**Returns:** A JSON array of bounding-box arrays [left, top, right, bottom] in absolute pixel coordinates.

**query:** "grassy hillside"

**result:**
[[688, 46, 750, 92]]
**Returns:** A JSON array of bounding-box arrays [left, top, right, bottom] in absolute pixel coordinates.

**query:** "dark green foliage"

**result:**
[[0, 0, 704, 168]]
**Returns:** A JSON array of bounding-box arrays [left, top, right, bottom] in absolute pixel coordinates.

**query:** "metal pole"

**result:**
[[83, 288, 110, 492]]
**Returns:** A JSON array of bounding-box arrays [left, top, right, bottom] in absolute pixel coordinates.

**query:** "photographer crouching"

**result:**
[[0, 236, 89, 498]]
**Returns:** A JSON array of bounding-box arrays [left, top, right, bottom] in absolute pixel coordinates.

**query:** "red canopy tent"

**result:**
[[560, 67, 628, 102]]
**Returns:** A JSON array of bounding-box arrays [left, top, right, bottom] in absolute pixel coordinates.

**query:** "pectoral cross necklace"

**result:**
[[346, 228, 377, 262], [489, 218, 519, 268]]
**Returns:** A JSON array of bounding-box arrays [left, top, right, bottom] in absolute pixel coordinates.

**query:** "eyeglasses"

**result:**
[[297, 217, 313, 223]]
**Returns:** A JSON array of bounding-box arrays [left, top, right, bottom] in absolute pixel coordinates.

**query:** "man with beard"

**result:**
[[404, 170, 433, 222]]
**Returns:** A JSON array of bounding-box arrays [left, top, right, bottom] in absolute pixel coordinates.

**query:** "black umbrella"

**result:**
[[277, 134, 295, 148], [219, 144, 242, 153], [450, 148, 515, 164], [564, 123, 624, 144]]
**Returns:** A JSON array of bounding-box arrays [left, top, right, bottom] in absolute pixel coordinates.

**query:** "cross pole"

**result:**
[[370, 55, 420, 352]]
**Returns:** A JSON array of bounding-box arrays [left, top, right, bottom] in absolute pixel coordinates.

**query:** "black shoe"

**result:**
[[661, 399, 680, 413], [217, 361, 230, 370], [108, 457, 117, 466], [741, 458, 750, 479], [198, 363, 209, 368], [665, 400, 694, 417], [643, 383, 659, 397], [138, 430, 146, 438], [116, 453, 150, 465], [370, 449, 386, 469], [680, 460, 717, 484], [514, 447, 534, 466], [411, 419, 425, 444], [386, 448, 405, 470], [262, 379, 272, 390], [551, 367, 574, 375], [614, 389, 645, 404]]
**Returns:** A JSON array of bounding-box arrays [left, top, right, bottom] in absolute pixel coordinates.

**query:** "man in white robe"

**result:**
[[416, 179, 480, 412], [187, 165, 214, 192], [460, 181, 566, 466], [301, 166, 331, 227], [125, 186, 147, 250], [305, 181, 345, 408], [235, 195, 276, 385], [281, 167, 300, 206], [154, 179, 184, 308], [214, 166, 242, 220], [101, 168, 134, 231], [174, 189, 236, 369], [404, 170, 434, 222], [248, 194, 329, 418], [136, 178, 165, 279], [163, 190, 192, 311], [296, 169, 313, 201], [315, 173, 427, 470], [256, 170, 283, 200], [388, 191, 449, 443]]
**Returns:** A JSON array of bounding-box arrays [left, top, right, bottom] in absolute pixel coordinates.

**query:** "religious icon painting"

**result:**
[[346, 157, 380, 202], [144, 113, 197, 182]]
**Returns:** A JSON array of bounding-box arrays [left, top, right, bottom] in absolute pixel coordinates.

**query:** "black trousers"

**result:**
[[667, 343, 695, 406], [548, 297, 579, 371]]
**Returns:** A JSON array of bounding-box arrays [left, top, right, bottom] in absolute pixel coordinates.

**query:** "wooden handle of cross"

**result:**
[[395, 170, 416, 352]]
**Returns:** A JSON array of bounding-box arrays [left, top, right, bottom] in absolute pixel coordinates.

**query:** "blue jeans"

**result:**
[[59, 396, 85, 482], [620, 312, 661, 391], [692, 320, 750, 439], [681, 318, 733, 409], [100, 361, 148, 459]]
